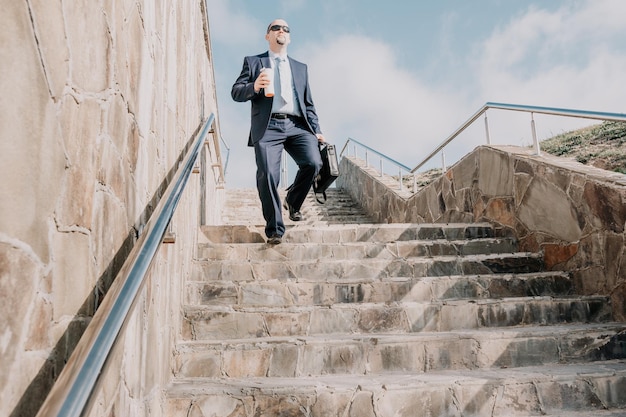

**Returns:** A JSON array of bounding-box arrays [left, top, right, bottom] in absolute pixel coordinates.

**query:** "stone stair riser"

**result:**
[[192, 254, 544, 282], [174, 327, 626, 379], [197, 238, 518, 261], [183, 297, 612, 339], [298, 215, 376, 224], [200, 223, 498, 244], [166, 364, 626, 417], [185, 273, 573, 306]]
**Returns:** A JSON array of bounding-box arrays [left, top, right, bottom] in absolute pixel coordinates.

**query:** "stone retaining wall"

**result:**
[[0, 1, 222, 416], [338, 145, 626, 321]]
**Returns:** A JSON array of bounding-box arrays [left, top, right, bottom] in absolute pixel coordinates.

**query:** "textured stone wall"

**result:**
[[0, 1, 222, 416], [338, 145, 626, 320]]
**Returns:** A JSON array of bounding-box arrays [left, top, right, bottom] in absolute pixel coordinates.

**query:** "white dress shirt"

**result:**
[[269, 51, 301, 116]]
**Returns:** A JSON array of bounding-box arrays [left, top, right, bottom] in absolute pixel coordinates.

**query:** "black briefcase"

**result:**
[[313, 143, 339, 203]]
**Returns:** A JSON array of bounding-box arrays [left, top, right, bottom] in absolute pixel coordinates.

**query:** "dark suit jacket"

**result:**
[[231, 52, 322, 146]]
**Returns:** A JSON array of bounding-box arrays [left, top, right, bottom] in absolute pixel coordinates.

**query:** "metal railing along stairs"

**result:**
[[35, 114, 222, 417], [340, 102, 626, 192]]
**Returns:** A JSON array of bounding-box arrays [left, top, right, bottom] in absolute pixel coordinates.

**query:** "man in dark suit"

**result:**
[[232, 18, 325, 244]]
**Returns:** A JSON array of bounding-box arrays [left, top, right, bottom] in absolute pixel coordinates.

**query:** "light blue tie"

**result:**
[[276, 57, 291, 104]]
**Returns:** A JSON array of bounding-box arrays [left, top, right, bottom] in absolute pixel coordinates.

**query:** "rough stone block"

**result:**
[[481, 337, 559, 368], [269, 344, 299, 377], [52, 231, 93, 319], [583, 182, 626, 233], [478, 148, 514, 197], [189, 310, 267, 339], [223, 349, 270, 378], [251, 261, 297, 280], [348, 391, 376, 417], [492, 382, 542, 416], [375, 387, 459, 417], [310, 308, 357, 334], [424, 338, 478, 371], [357, 306, 407, 333], [185, 395, 247, 417], [536, 379, 603, 413], [177, 351, 222, 378], [190, 282, 238, 305], [253, 395, 307, 417], [519, 177, 582, 242], [311, 391, 352, 416], [405, 303, 440, 332], [453, 383, 498, 416], [302, 343, 366, 375], [240, 282, 297, 306], [592, 375, 626, 408], [441, 302, 480, 330], [369, 342, 425, 373], [264, 311, 310, 336]]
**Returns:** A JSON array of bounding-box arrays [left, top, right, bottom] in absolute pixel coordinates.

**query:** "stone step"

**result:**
[[191, 252, 545, 282], [174, 324, 626, 379], [166, 360, 626, 417], [200, 222, 499, 244], [298, 195, 376, 225], [185, 271, 573, 307], [298, 214, 376, 225], [537, 412, 626, 417], [221, 188, 375, 226], [182, 296, 612, 340], [197, 237, 519, 261], [221, 214, 377, 228]]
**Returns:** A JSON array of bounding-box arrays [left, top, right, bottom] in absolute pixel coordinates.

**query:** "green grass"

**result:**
[[540, 121, 626, 173]]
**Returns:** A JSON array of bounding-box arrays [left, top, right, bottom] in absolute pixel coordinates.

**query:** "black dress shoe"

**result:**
[[283, 200, 303, 221], [267, 234, 282, 245]]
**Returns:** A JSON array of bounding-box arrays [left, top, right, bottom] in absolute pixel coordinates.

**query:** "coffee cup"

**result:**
[[262, 67, 274, 97]]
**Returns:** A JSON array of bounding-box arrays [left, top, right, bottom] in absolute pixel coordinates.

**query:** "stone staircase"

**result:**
[[166, 188, 626, 416]]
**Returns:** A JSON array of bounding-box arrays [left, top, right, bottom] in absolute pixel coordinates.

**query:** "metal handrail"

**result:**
[[340, 102, 626, 192], [339, 137, 411, 171], [36, 114, 216, 417], [340, 137, 412, 190], [411, 102, 626, 173]]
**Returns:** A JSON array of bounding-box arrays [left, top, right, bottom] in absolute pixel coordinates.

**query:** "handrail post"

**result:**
[[484, 112, 491, 145], [379, 159, 384, 177], [442, 151, 447, 172], [531, 112, 540, 155], [398, 166, 403, 191]]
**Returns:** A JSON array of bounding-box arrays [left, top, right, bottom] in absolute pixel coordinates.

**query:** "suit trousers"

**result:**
[[253, 116, 322, 238]]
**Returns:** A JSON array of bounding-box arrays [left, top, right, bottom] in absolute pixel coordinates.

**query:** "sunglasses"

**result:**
[[269, 25, 290, 33]]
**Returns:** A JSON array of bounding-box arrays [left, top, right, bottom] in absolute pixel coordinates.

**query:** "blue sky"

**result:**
[[206, 0, 626, 187]]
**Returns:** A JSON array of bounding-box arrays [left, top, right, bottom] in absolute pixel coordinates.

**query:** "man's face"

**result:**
[[266, 19, 291, 47]]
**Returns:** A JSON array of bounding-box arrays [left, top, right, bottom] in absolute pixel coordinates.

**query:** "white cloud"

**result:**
[[476, 0, 626, 113], [279, 0, 306, 14], [205, 0, 260, 46], [465, 0, 626, 153], [300, 35, 467, 168]]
